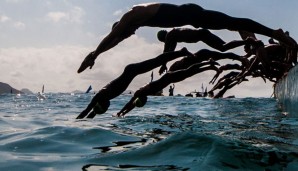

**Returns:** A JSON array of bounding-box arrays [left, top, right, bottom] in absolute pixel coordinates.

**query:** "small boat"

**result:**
[[85, 85, 92, 93], [185, 84, 208, 97], [37, 85, 46, 100]]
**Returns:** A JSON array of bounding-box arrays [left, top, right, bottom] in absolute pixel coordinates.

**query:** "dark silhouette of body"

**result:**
[[157, 28, 251, 53], [76, 48, 192, 119], [156, 28, 253, 74], [168, 49, 248, 72], [77, 3, 293, 73], [168, 84, 175, 96], [116, 61, 219, 117]]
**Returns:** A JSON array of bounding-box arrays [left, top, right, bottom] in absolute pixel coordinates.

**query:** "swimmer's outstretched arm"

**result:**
[[77, 13, 138, 73], [76, 94, 99, 119], [213, 81, 238, 98], [86, 111, 96, 119], [76, 108, 91, 119], [209, 69, 222, 84], [116, 96, 137, 117], [76, 103, 102, 119], [77, 35, 127, 73]]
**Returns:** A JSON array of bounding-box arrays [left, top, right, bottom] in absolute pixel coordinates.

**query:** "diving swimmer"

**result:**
[[76, 48, 193, 119], [77, 3, 295, 73], [116, 60, 220, 117]]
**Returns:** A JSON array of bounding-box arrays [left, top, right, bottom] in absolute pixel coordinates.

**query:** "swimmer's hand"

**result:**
[[77, 51, 96, 73], [112, 112, 124, 118], [76, 110, 89, 119], [159, 64, 168, 75]]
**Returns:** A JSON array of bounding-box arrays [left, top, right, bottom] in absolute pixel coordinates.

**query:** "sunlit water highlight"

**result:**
[[0, 93, 297, 171]]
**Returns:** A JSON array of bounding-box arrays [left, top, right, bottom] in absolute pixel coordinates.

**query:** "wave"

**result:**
[[83, 132, 298, 170]]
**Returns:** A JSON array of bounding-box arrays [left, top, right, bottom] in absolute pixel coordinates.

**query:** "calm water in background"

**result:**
[[0, 93, 298, 171]]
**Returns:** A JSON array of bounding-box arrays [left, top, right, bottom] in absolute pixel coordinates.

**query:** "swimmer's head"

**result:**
[[157, 30, 168, 42], [93, 100, 110, 115], [133, 96, 147, 107], [112, 21, 119, 29]]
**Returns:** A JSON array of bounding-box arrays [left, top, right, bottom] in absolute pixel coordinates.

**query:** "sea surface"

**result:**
[[0, 93, 298, 171]]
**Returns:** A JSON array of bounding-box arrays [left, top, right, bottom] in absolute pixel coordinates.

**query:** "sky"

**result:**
[[1, 0, 298, 97]]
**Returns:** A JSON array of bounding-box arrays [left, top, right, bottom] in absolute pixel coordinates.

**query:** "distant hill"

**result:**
[[0, 82, 21, 94], [71, 90, 84, 94], [20, 88, 34, 94]]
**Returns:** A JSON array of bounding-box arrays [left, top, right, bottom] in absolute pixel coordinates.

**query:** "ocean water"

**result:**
[[0, 93, 298, 171]]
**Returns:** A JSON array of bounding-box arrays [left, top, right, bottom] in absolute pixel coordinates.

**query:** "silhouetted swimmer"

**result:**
[[168, 84, 175, 96], [76, 48, 192, 119], [209, 64, 243, 84], [209, 78, 233, 93], [168, 49, 248, 72], [115, 60, 220, 117], [238, 32, 297, 82], [156, 28, 253, 74], [212, 81, 241, 98], [77, 3, 294, 73], [158, 28, 253, 53]]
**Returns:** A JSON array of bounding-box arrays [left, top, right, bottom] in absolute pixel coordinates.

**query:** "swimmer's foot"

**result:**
[[158, 64, 168, 75], [112, 112, 124, 118], [77, 52, 96, 73], [273, 29, 297, 48]]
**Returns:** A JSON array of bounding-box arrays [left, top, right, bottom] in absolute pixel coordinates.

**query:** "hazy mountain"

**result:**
[[71, 90, 84, 94], [0, 82, 20, 94], [20, 88, 34, 94]]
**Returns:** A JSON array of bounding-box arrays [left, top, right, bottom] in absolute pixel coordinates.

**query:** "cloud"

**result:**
[[5, 0, 25, 3], [0, 33, 274, 97], [11, 71, 23, 77], [0, 35, 162, 93], [68, 6, 84, 23], [46, 11, 67, 23], [0, 45, 90, 92], [0, 15, 10, 22], [13, 21, 25, 29], [46, 6, 85, 24], [0, 15, 25, 31], [113, 9, 123, 16]]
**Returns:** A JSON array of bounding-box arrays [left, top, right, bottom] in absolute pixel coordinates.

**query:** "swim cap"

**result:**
[[157, 30, 168, 42], [112, 21, 119, 29], [93, 102, 105, 114], [92, 101, 110, 114], [133, 96, 147, 107]]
